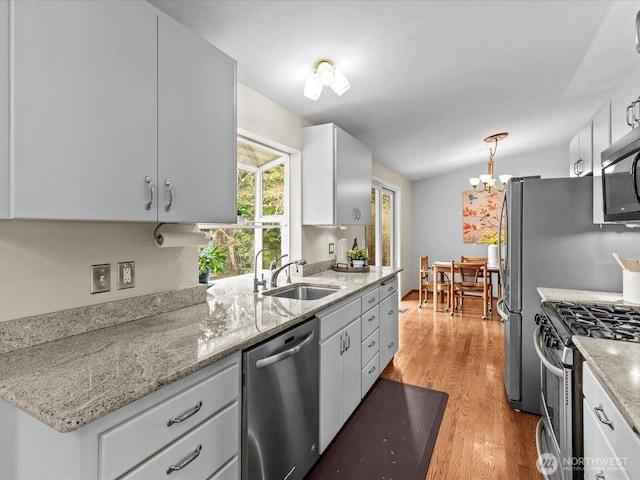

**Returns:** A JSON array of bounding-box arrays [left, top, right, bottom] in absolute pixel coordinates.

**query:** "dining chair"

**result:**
[[461, 255, 492, 309], [418, 256, 452, 309], [452, 260, 489, 320]]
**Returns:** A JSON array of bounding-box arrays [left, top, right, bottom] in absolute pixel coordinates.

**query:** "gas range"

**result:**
[[540, 301, 640, 346]]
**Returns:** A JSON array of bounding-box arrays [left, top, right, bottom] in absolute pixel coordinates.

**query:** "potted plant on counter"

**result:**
[[198, 242, 227, 284], [347, 247, 368, 268]]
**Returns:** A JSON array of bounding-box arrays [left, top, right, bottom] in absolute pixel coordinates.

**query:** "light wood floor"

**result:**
[[381, 291, 543, 480]]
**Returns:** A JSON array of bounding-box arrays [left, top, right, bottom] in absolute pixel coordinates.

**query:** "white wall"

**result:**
[[411, 144, 568, 290]]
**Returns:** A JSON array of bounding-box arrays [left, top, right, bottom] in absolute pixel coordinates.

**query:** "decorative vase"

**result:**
[[352, 259, 365, 268], [199, 267, 211, 284], [488, 245, 499, 267], [236, 215, 246, 225]]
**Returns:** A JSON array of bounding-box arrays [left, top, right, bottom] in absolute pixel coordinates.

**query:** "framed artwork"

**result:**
[[462, 189, 503, 243]]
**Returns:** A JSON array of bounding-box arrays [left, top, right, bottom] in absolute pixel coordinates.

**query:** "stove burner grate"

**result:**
[[550, 302, 640, 342]]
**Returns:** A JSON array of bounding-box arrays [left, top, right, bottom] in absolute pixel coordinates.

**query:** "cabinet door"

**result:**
[[334, 127, 372, 225], [0, 0, 7, 218], [592, 102, 611, 224], [579, 121, 593, 176], [379, 292, 399, 369], [611, 66, 640, 144], [319, 329, 344, 453], [342, 318, 362, 420], [158, 16, 237, 223], [11, 0, 157, 220], [569, 133, 580, 177], [583, 399, 631, 480]]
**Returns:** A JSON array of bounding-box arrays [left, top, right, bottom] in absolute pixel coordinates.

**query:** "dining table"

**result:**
[[431, 261, 500, 312]]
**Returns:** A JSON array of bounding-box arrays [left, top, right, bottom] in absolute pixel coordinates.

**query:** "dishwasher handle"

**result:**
[[255, 330, 315, 369]]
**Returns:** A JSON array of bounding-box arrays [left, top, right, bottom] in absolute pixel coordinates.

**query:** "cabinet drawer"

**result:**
[[121, 402, 239, 480], [319, 297, 361, 341], [361, 329, 379, 366], [379, 277, 398, 300], [99, 361, 240, 479], [583, 364, 640, 477], [210, 456, 239, 480], [361, 304, 379, 340], [583, 399, 631, 480], [360, 287, 380, 313], [361, 353, 380, 397]]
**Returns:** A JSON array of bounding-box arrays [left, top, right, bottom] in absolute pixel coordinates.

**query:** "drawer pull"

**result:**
[[368, 315, 376, 322], [144, 176, 154, 210], [388, 310, 394, 315], [388, 342, 395, 348], [368, 297, 376, 304], [388, 286, 393, 292], [594, 405, 614, 430], [368, 340, 376, 348], [596, 472, 605, 480], [368, 365, 376, 375], [167, 401, 203, 427], [166, 444, 202, 475]]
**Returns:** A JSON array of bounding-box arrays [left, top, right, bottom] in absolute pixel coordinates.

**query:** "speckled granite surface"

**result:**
[[0, 267, 401, 432], [0, 286, 207, 354], [573, 337, 640, 433], [537, 287, 625, 305]]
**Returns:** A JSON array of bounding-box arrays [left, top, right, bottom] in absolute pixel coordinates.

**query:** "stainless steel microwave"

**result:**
[[601, 127, 640, 223]]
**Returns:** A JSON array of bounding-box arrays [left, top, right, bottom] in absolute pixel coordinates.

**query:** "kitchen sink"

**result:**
[[263, 283, 343, 300]]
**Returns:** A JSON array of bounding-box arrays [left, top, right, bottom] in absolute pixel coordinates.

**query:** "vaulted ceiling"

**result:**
[[151, 0, 640, 180]]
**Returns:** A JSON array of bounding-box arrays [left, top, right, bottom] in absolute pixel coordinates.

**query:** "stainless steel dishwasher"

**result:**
[[242, 317, 319, 480]]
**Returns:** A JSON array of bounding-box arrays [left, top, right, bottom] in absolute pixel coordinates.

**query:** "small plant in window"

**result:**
[[236, 202, 252, 224], [198, 242, 227, 284]]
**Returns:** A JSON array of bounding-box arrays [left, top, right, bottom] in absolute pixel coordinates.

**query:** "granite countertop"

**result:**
[[0, 267, 400, 432], [573, 337, 640, 434], [537, 287, 626, 305]]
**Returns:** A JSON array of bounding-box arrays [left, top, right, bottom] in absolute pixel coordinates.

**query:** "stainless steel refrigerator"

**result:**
[[497, 175, 639, 415]]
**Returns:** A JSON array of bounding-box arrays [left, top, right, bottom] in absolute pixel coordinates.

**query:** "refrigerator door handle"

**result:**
[[497, 297, 509, 323], [497, 191, 508, 292]]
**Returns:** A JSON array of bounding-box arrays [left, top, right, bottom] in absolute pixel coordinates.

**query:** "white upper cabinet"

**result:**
[[610, 65, 640, 145], [591, 101, 611, 224], [568, 121, 592, 177], [6, 0, 236, 222], [0, 1, 8, 218], [302, 123, 372, 225], [11, 0, 158, 221], [158, 16, 237, 223]]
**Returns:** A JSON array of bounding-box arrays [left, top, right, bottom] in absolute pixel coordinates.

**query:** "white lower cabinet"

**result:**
[[583, 363, 640, 480], [318, 296, 363, 453], [0, 353, 241, 480], [379, 288, 399, 369]]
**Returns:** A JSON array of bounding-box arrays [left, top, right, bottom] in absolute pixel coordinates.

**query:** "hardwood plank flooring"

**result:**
[[381, 291, 542, 480]]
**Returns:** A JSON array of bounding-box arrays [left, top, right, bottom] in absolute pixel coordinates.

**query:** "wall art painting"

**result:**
[[462, 189, 504, 243]]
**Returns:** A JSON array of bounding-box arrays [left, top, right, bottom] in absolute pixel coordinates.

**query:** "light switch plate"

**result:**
[[329, 243, 334, 254], [91, 264, 111, 294], [118, 261, 135, 290]]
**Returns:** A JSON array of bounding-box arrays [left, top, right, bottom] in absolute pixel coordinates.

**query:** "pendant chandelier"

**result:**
[[469, 132, 511, 193]]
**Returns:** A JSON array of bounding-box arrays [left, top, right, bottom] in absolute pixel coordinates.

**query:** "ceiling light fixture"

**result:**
[[304, 59, 350, 100], [469, 132, 511, 193]]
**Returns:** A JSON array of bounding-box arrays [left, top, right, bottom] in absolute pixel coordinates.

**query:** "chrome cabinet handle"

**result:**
[[388, 310, 395, 315], [627, 104, 635, 128], [164, 179, 173, 212], [346, 331, 351, 350], [368, 315, 376, 322], [368, 340, 376, 348], [594, 404, 614, 430], [368, 297, 376, 304], [388, 341, 394, 348], [368, 365, 376, 375], [596, 471, 606, 480], [166, 445, 202, 475], [634, 98, 640, 125], [339, 333, 344, 355], [353, 208, 357, 220], [167, 401, 203, 426], [144, 176, 154, 211]]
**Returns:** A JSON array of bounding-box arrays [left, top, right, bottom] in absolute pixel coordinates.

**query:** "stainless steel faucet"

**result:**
[[270, 259, 307, 287], [254, 248, 277, 292]]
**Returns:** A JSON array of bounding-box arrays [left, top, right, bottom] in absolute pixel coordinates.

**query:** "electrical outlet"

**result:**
[[329, 243, 334, 254], [91, 264, 111, 294], [118, 261, 135, 290]]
